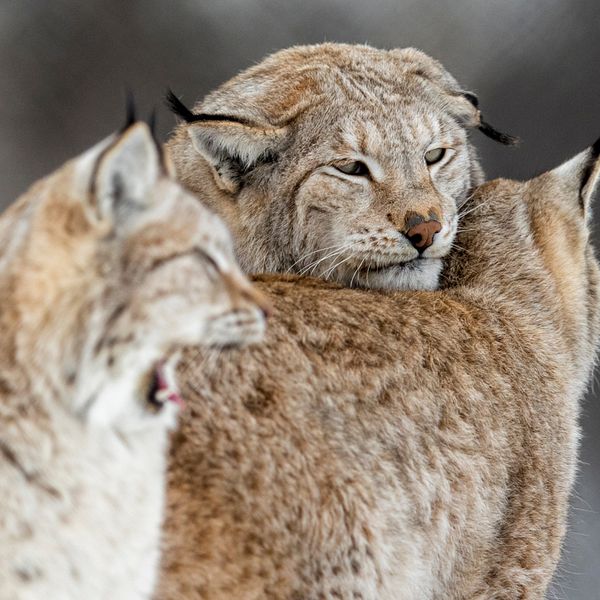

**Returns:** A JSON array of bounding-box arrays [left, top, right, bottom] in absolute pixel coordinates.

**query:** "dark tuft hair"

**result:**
[[165, 89, 252, 126], [118, 93, 166, 168], [462, 92, 519, 146], [591, 135, 600, 160], [478, 119, 520, 146], [122, 90, 137, 132], [463, 92, 480, 109], [148, 107, 157, 139]]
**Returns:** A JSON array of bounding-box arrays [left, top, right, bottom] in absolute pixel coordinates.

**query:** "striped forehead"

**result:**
[[334, 106, 461, 159]]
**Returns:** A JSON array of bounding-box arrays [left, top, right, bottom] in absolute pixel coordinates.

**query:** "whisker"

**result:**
[[320, 253, 357, 279], [458, 197, 491, 220], [286, 243, 352, 273], [349, 257, 366, 288], [299, 242, 358, 277], [300, 248, 347, 277]]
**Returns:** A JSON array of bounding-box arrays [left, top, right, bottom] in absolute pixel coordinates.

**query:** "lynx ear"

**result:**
[[553, 137, 600, 211], [166, 90, 287, 193], [93, 123, 161, 221]]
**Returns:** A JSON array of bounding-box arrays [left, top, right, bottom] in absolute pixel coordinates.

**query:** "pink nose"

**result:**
[[406, 217, 442, 251]]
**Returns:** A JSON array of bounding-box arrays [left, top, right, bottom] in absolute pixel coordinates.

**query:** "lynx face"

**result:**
[[167, 44, 514, 290], [0, 122, 268, 431]]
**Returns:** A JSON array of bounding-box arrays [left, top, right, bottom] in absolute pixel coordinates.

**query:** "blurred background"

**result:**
[[1, 1, 598, 597]]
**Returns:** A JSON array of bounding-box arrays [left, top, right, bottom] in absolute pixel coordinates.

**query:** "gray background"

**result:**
[[1, 1, 598, 597]]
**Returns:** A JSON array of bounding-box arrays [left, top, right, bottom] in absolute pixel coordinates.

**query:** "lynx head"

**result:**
[[0, 120, 269, 430], [167, 43, 515, 291]]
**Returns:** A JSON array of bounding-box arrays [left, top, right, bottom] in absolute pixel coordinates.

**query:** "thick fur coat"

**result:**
[[157, 144, 600, 599], [0, 123, 267, 599]]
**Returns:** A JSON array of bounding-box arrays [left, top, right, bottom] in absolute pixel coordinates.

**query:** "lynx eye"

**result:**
[[424, 148, 446, 165], [334, 161, 370, 176]]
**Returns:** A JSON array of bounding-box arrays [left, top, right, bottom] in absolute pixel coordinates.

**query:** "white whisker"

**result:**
[[299, 242, 358, 277], [286, 242, 353, 273], [320, 253, 358, 279], [349, 257, 366, 288]]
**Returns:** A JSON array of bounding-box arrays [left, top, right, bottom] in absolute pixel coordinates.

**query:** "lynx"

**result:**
[[0, 118, 268, 599], [166, 43, 515, 292], [157, 140, 600, 599]]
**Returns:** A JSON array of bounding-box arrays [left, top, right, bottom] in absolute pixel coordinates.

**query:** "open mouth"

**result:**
[[146, 360, 184, 411]]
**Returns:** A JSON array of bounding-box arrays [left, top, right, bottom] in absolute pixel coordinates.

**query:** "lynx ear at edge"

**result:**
[[552, 137, 600, 212], [580, 137, 600, 209], [166, 90, 287, 194]]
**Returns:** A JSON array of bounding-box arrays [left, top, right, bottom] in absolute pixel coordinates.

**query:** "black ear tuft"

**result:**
[[462, 92, 518, 146], [578, 136, 600, 198], [148, 107, 157, 138], [165, 88, 253, 126], [591, 135, 600, 160], [122, 90, 136, 132], [147, 106, 166, 165], [478, 119, 520, 146], [463, 92, 479, 108], [166, 89, 197, 123]]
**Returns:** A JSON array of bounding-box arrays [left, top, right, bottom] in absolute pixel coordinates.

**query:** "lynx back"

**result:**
[[158, 140, 600, 599]]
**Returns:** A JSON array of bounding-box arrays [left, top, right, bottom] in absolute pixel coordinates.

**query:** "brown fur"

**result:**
[[157, 146, 600, 599]]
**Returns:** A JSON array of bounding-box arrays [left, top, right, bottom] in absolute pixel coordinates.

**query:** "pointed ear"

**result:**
[[186, 120, 286, 193], [552, 137, 600, 212], [166, 90, 287, 193], [93, 123, 161, 221]]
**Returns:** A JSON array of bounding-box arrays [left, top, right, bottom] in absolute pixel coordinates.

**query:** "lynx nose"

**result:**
[[405, 214, 442, 252]]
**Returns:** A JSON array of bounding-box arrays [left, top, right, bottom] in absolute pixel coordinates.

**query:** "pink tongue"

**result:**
[[156, 364, 185, 409]]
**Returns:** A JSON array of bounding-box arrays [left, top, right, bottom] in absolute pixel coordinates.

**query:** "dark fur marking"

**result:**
[[165, 89, 253, 126], [0, 441, 60, 498], [478, 119, 519, 146], [121, 89, 136, 133], [463, 92, 479, 108]]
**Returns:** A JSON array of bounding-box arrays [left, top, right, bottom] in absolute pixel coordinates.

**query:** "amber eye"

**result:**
[[334, 161, 370, 176], [424, 148, 446, 165]]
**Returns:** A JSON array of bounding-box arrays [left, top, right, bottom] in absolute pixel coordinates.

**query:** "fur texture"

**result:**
[[0, 123, 268, 599], [166, 43, 516, 291], [157, 144, 600, 599]]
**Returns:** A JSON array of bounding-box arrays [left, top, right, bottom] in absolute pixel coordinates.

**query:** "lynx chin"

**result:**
[[158, 138, 600, 599], [0, 118, 268, 599], [166, 43, 516, 292]]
